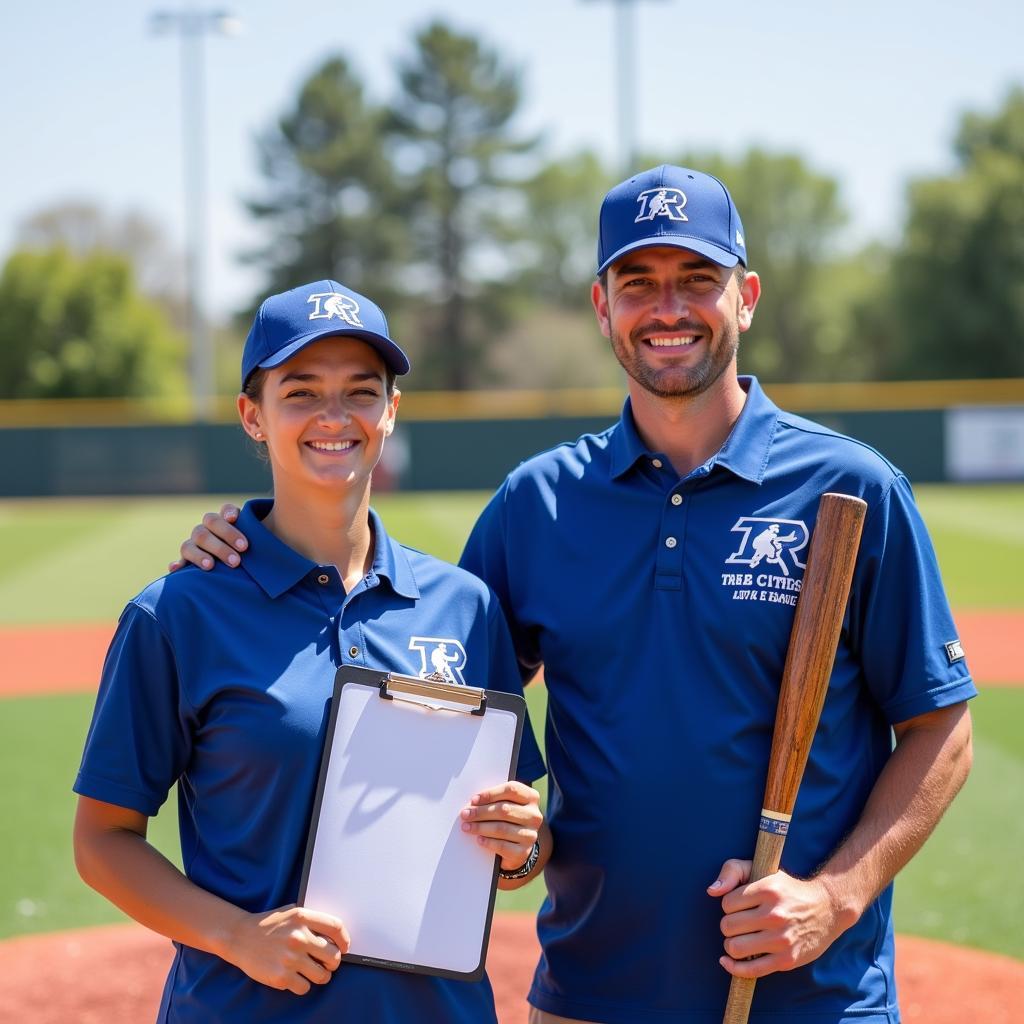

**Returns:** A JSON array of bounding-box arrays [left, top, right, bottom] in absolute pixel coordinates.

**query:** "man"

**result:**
[[178, 166, 974, 1023]]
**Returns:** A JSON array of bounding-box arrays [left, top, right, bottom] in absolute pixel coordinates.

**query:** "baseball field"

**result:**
[[1, 485, 1022, 1022]]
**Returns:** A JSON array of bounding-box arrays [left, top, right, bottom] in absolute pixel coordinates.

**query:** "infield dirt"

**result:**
[[0, 610, 1020, 697], [1, 916, 1023, 1024]]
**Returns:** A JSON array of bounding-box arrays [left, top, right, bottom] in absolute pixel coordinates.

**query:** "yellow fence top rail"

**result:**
[[1, 378, 1022, 428]]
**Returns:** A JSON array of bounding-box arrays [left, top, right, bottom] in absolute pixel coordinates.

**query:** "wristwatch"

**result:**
[[498, 839, 541, 880]]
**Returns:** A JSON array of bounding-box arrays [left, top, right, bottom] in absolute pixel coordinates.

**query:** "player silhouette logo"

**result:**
[[725, 517, 810, 577], [634, 187, 688, 223], [749, 524, 798, 576], [408, 637, 468, 685], [306, 291, 364, 327]]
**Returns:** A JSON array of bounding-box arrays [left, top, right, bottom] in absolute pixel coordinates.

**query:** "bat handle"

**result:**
[[721, 814, 789, 1024], [722, 977, 756, 1024]]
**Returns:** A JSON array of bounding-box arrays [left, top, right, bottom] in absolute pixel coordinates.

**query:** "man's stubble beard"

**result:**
[[609, 316, 740, 400]]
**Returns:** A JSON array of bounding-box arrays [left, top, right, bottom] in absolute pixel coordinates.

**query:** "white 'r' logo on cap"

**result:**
[[307, 292, 363, 327], [634, 187, 688, 223]]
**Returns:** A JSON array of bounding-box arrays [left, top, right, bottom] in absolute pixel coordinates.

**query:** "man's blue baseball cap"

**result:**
[[241, 279, 410, 388], [597, 165, 747, 275]]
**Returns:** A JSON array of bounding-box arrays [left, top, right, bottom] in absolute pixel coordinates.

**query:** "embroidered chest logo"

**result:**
[[408, 637, 468, 686], [634, 187, 687, 223], [721, 516, 810, 606], [307, 291, 363, 327]]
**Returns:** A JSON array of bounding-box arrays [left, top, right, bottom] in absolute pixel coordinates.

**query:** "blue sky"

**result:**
[[4, 0, 1022, 317]]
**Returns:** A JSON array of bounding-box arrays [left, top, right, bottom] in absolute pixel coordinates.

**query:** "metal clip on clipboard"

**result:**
[[378, 672, 488, 716]]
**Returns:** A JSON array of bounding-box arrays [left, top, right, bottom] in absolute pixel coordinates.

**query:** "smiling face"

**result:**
[[237, 336, 399, 500], [592, 246, 760, 401]]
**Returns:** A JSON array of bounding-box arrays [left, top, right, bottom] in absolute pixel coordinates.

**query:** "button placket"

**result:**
[[338, 614, 367, 667], [655, 486, 688, 589]]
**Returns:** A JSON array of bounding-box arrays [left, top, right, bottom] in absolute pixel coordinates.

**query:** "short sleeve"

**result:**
[[848, 475, 977, 724], [461, 483, 543, 683], [74, 602, 193, 817]]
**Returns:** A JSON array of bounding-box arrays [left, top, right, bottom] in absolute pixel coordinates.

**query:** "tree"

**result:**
[[513, 150, 611, 311], [17, 202, 182, 296], [17, 201, 187, 329], [0, 246, 185, 398], [482, 150, 627, 388], [243, 56, 406, 315], [880, 87, 1024, 379], [387, 22, 537, 388], [654, 149, 849, 382]]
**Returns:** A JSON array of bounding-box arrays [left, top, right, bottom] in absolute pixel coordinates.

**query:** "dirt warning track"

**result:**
[[0, 610, 1020, 697]]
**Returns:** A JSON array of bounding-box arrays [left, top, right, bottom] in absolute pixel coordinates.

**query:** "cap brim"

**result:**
[[258, 328, 410, 377], [598, 235, 741, 275]]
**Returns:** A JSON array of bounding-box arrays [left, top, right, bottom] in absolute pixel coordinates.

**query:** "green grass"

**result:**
[[914, 485, 1024, 608], [0, 685, 540, 938], [894, 689, 1024, 957], [2, 693, 180, 938], [4, 683, 1021, 956], [0, 492, 491, 626], [0, 485, 1019, 625], [494, 682, 549, 915], [1, 485, 1021, 951]]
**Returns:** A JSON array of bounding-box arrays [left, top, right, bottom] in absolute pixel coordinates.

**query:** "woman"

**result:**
[[73, 279, 549, 1023]]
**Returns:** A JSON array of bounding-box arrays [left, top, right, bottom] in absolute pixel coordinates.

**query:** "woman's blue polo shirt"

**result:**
[[75, 500, 545, 1024], [460, 377, 976, 1024]]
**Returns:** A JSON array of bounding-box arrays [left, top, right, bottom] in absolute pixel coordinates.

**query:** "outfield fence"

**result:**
[[1, 379, 1022, 496]]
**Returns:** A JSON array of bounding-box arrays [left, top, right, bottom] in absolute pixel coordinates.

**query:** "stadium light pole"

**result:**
[[584, 0, 666, 173], [150, 8, 240, 421]]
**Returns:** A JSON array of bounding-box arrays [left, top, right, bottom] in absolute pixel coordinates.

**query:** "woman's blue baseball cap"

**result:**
[[597, 165, 747, 275], [241, 279, 410, 388]]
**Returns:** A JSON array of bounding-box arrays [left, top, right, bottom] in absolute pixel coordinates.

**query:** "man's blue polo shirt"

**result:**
[[75, 500, 544, 1024], [460, 377, 976, 1024]]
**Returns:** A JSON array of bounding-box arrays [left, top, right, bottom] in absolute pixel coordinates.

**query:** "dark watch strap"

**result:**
[[498, 839, 541, 880]]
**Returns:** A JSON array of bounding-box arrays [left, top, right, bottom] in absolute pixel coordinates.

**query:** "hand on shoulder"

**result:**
[[169, 503, 247, 573]]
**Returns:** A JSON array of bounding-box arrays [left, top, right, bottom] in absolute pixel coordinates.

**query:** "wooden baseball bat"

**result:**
[[722, 492, 868, 1024]]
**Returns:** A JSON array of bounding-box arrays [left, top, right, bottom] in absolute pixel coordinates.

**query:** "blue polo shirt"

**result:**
[[75, 500, 544, 1024], [460, 377, 975, 1024]]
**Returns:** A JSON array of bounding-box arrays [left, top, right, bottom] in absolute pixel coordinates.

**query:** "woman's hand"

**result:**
[[224, 904, 351, 996], [461, 781, 543, 872], [74, 797, 349, 997]]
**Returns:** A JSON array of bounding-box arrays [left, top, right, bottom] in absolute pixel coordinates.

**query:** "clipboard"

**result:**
[[297, 665, 527, 982]]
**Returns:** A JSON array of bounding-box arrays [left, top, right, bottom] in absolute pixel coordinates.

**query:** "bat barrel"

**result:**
[[720, 493, 867, 1024], [764, 493, 867, 815]]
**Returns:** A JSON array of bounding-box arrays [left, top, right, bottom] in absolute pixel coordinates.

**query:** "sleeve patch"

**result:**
[[944, 639, 966, 664]]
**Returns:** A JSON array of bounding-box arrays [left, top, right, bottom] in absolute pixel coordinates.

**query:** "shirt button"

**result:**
[[349, 646, 360, 658], [317, 573, 330, 585], [665, 536, 677, 549], [671, 494, 683, 506], [651, 458, 663, 469]]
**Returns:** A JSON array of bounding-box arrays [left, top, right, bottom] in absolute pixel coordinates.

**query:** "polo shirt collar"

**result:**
[[609, 375, 778, 484], [238, 499, 419, 600], [609, 398, 653, 479], [713, 376, 779, 484], [367, 507, 419, 599]]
